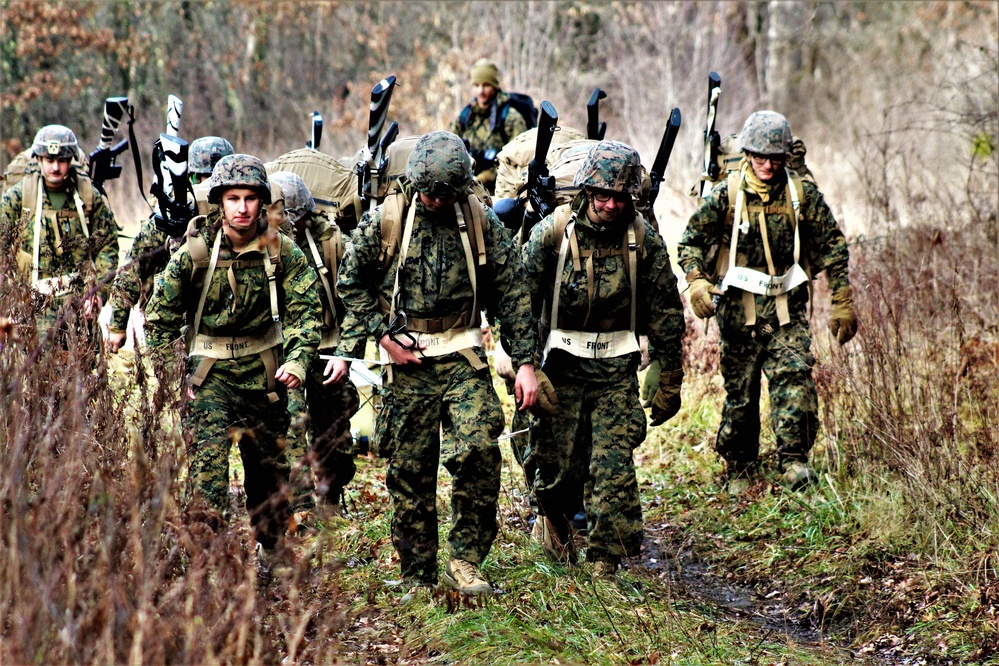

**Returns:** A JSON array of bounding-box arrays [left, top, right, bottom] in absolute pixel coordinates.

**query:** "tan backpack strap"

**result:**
[[454, 200, 479, 317], [463, 194, 488, 267], [307, 227, 337, 328], [379, 191, 406, 269], [189, 229, 223, 351], [30, 174, 44, 284]]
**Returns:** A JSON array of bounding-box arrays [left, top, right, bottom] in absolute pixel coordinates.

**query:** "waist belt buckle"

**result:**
[[387, 310, 417, 350]]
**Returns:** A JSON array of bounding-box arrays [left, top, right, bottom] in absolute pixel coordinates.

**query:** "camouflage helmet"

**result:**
[[31, 125, 79, 160], [406, 131, 473, 198], [268, 171, 315, 223], [739, 110, 793, 155], [573, 140, 643, 198], [207, 153, 272, 205], [188, 136, 235, 175]]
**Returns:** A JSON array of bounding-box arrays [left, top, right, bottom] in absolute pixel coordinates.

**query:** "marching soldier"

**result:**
[[678, 111, 857, 493], [144, 154, 321, 560]]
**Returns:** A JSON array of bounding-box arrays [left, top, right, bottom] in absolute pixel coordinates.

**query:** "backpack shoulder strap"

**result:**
[[458, 104, 473, 133], [184, 215, 211, 281], [460, 194, 488, 267], [551, 203, 574, 251], [379, 190, 408, 271]]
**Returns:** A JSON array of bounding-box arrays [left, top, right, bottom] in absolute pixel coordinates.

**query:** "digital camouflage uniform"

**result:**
[[144, 155, 321, 549], [0, 129, 119, 338], [522, 145, 685, 563], [678, 159, 850, 473], [451, 90, 528, 195], [269, 171, 360, 512], [107, 218, 176, 334], [108, 136, 233, 336], [336, 138, 535, 585]]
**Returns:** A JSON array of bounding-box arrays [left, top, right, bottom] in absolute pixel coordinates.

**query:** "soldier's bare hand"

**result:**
[[105, 330, 127, 354], [514, 363, 538, 411], [323, 358, 349, 385], [379, 334, 423, 365], [275, 364, 302, 389]]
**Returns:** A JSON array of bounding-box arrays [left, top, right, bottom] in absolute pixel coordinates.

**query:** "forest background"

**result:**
[[2, 0, 996, 240], [1, 1, 998, 664]]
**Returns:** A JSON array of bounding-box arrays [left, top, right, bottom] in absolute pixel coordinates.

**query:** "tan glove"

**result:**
[[649, 369, 684, 426], [686, 270, 722, 319], [640, 359, 661, 408], [531, 369, 559, 417], [830, 286, 858, 345]]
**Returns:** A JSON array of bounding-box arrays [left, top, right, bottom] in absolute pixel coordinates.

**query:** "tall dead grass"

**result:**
[[0, 252, 347, 663]]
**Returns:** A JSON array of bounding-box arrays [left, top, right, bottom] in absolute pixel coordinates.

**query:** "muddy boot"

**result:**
[[725, 460, 758, 495], [591, 556, 620, 581], [780, 460, 816, 490], [443, 558, 493, 594], [532, 515, 577, 564]]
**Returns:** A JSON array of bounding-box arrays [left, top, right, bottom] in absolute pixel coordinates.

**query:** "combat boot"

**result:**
[[781, 461, 816, 490], [725, 461, 757, 495], [532, 515, 577, 564], [592, 557, 620, 581], [443, 558, 493, 595]]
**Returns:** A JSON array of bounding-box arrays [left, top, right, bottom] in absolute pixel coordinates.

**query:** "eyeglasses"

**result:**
[[591, 191, 630, 204], [749, 153, 785, 167], [424, 181, 460, 199]]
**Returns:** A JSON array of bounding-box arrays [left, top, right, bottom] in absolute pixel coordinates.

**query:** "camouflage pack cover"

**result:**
[[739, 110, 793, 155], [31, 125, 79, 160], [268, 171, 315, 223], [207, 153, 271, 204], [405, 131, 472, 196], [188, 136, 235, 175], [266, 148, 357, 219], [573, 140, 643, 197], [494, 125, 587, 200]]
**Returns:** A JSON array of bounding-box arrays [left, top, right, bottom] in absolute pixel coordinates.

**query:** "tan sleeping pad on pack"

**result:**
[[494, 125, 587, 200], [266, 148, 359, 220]]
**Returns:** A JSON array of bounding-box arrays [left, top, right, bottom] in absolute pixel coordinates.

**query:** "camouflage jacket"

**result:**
[[108, 216, 177, 332], [144, 221, 321, 389], [0, 172, 119, 304], [336, 182, 536, 368], [522, 197, 685, 381], [678, 169, 850, 322], [285, 212, 363, 359]]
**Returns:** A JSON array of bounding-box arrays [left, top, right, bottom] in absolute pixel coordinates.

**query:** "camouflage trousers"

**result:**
[[716, 313, 819, 470], [531, 369, 647, 560], [285, 358, 361, 509], [378, 356, 505, 584], [185, 372, 291, 549]]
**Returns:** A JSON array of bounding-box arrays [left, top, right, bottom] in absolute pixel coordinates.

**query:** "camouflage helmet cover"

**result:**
[[573, 140, 643, 197], [268, 171, 316, 223], [207, 153, 272, 205], [739, 110, 793, 155], [31, 125, 79, 160], [406, 131, 473, 197], [188, 136, 235, 174]]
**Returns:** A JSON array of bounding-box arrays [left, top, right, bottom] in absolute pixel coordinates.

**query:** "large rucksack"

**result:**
[[493, 125, 587, 200], [266, 148, 361, 226]]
